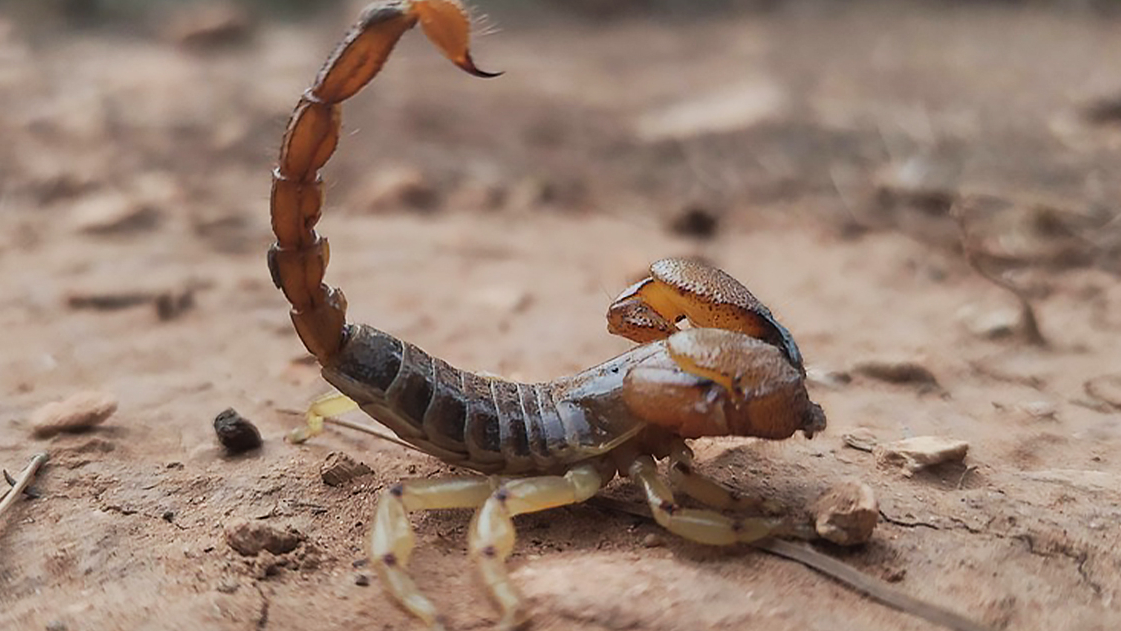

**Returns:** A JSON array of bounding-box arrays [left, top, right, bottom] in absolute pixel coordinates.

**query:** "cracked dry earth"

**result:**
[[1, 4, 1121, 631]]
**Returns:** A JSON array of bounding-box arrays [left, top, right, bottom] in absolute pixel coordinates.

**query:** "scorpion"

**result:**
[[269, 1, 827, 629]]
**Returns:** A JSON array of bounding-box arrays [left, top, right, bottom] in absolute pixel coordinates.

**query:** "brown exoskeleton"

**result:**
[[269, 2, 826, 629]]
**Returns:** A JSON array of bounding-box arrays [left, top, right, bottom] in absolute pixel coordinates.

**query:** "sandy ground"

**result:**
[[1, 2, 1120, 630]]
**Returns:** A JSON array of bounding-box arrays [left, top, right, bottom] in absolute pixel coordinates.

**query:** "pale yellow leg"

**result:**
[[628, 455, 782, 546], [371, 477, 495, 630], [468, 464, 603, 631], [667, 440, 778, 514], [287, 391, 359, 443]]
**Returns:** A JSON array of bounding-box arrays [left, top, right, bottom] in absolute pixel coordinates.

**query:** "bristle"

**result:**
[[471, 11, 503, 39]]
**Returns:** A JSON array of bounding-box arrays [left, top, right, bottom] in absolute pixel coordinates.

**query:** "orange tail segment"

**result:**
[[268, 1, 497, 362]]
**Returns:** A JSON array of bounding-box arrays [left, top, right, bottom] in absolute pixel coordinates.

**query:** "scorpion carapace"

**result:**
[[269, 2, 826, 629]]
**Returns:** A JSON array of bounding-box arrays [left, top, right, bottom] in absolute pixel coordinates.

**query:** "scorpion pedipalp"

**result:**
[[608, 257, 806, 373], [621, 328, 823, 440]]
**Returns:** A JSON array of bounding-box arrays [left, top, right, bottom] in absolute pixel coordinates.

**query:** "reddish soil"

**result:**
[[1, 3, 1119, 631]]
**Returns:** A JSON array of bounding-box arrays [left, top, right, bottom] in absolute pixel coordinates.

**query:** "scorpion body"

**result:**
[[269, 2, 825, 629], [324, 323, 818, 475], [323, 324, 654, 474]]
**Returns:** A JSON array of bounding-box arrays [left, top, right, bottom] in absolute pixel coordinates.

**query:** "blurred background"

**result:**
[[2, 0, 1120, 266], [2, 2, 1120, 630]]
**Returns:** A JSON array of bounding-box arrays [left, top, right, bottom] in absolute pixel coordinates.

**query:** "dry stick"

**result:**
[[589, 496, 994, 631], [952, 198, 1047, 347], [322, 417, 423, 452], [0, 452, 49, 527]]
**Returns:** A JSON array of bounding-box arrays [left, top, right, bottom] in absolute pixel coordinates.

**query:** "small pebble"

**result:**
[[225, 520, 303, 557], [355, 573, 371, 586], [167, 3, 254, 49], [667, 205, 719, 239], [812, 480, 878, 546], [874, 436, 969, 476], [446, 180, 507, 212], [472, 286, 533, 314], [805, 368, 852, 390], [355, 165, 439, 213], [1084, 373, 1121, 411], [154, 288, 195, 321], [30, 390, 118, 438], [320, 452, 372, 486], [841, 429, 878, 453], [215, 579, 240, 594], [641, 533, 665, 548], [45, 621, 67, 631], [213, 408, 262, 454], [70, 191, 160, 234], [1019, 400, 1057, 420], [882, 567, 907, 583], [965, 308, 1019, 340], [161, 510, 176, 522], [852, 360, 939, 389]]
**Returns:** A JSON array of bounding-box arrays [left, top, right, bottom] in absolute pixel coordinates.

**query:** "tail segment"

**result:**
[[268, 1, 497, 361]]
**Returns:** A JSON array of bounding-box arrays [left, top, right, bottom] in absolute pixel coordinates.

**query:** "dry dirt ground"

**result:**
[[2, 2, 1121, 630]]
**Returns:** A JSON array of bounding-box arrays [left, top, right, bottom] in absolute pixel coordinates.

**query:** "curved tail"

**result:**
[[268, 0, 498, 362]]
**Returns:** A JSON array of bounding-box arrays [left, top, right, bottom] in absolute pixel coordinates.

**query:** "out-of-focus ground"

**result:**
[[1, 1, 1120, 630]]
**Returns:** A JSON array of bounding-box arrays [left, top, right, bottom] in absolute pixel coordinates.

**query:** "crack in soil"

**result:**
[[883, 510, 1108, 599], [1015, 534, 1105, 598], [254, 585, 270, 630]]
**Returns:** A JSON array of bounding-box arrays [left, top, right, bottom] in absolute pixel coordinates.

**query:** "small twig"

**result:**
[[0, 453, 49, 527], [952, 198, 1047, 347], [757, 539, 992, 631], [589, 496, 994, 631]]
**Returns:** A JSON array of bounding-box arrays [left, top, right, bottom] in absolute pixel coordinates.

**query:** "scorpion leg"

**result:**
[[667, 439, 779, 514], [468, 464, 603, 630], [371, 476, 495, 630], [607, 258, 804, 371], [628, 455, 785, 546], [287, 391, 359, 443]]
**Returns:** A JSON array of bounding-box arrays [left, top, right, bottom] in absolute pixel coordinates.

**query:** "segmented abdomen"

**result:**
[[321, 324, 640, 474]]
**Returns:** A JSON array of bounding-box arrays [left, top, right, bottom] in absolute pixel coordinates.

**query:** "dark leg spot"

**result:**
[[382, 553, 398, 567], [389, 483, 404, 498], [481, 545, 498, 558], [494, 488, 509, 503], [659, 500, 677, 515]]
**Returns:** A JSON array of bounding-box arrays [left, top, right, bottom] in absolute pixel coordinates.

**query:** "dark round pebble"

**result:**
[[354, 573, 370, 586], [213, 408, 262, 453], [668, 205, 719, 239]]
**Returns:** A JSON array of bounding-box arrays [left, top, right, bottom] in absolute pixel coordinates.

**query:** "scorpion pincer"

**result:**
[[268, 2, 826, 629]]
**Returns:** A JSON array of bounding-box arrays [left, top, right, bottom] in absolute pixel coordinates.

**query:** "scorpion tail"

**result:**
[[269, 1, 497, 362]]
